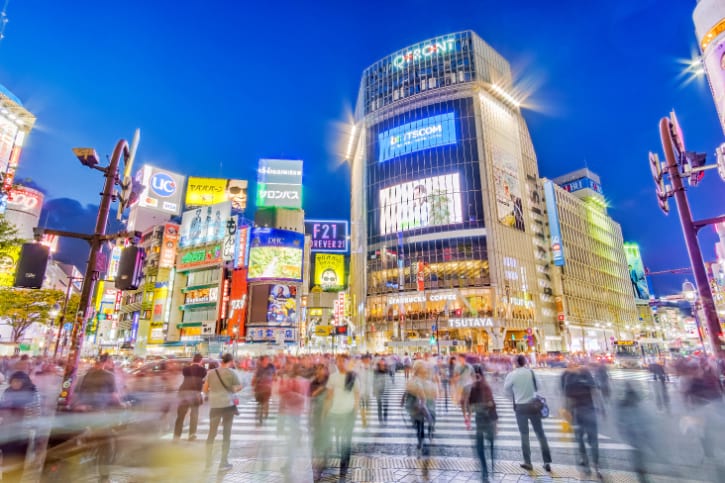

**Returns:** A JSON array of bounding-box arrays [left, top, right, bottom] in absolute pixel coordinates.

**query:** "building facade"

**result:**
[[349, 31, 558, 353], [544, 169, 638, 352]]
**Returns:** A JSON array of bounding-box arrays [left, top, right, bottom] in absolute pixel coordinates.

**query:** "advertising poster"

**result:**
[[701, 32, 725, 135], [0, 244, 20, 287], [106, 245, 123, 281], [179, 201, 232, 248], [266, 284, 298, 325], [378, 112, 457, 162], [256, 159, 303, 209], [227, 268, 248, 338], [314, 253, 345, 291], [159, 223, 180, 268], [185, 177, 248, 211], [624, 243, 650, 301], [248, 228, 304, 281], [177, 244, 223, 270], [492, 148, 525, 231], [305, 220, 349, 253], [134, 165, 185, 215], [6, 185, 43, 217], [0, 114, 19, 174], [379, 173, 462, 235], [543, 180, 565, 267]]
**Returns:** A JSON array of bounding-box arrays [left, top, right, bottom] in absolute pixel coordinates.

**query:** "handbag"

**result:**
[[530, 370, 550, 418], [215, 369, 240, 414]]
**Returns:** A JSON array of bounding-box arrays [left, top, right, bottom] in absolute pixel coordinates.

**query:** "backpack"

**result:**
[[564, 371, 591, 400]]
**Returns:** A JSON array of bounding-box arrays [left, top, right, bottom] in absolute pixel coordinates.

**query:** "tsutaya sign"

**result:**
[[392, 37, 457, 69], [387, 292, 458, 305], [448, 317, 498, 329]]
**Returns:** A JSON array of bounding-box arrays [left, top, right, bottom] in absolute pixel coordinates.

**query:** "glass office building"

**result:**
[[349, 31, 559, 353]]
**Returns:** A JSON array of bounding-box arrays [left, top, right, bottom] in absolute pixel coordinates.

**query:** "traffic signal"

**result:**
[[115, 246, 146, 290], [429, 334, 436, 345], [648, 152, 669, 214], [14, 243, 50, 289], [682, 151, 707, 187], [334, 325, 348, 336]]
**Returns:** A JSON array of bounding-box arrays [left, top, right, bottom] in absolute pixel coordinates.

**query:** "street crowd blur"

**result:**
[[0, 350, 724, 481]]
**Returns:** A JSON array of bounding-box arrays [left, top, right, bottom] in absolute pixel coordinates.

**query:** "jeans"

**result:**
[[206, 406, 236, 466], [315, 411, 355, 478], [174, 391, 200, 438], [474, 413, 495, 479], [514, 405, 552, 465], [376, 394, 388, 423], [573, 407, 598, 467]]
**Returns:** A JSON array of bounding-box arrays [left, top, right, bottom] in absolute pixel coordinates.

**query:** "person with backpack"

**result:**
[[503, 354, 552, 473], [561, 363, 601, 478], [469, 364, 497, 483]]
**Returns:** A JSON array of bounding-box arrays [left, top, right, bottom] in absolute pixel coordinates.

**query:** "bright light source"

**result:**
[[488, 83, 520, 107], [345, 123, 357, 160]]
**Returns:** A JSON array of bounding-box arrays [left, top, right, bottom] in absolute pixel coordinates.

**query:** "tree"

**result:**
[[0, 288, 65, 343], [0, 214, 25, 249]]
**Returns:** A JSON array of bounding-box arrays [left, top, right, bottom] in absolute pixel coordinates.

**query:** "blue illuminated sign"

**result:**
[[378, 113, 456, 162], [543, 181, 565, 267], [561, 177, 602, 195]]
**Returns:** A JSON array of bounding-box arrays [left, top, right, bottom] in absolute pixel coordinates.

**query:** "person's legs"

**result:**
[[220, 408, 235, 466], [530, 411, 552, 464], [415, 419, 424, 449], [376, 395, 383, 423], [206, 408, 222, 467], [574, 413, 589, 468], [174, 400, 190, 439], [189, 403, 200, 438], [338, 412, 355, 479], [514, 410, 532, 465], [474, 414, 489, 480]]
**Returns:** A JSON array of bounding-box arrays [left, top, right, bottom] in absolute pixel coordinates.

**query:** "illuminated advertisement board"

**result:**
[[304, 219, 348, 253], [185, 177, 248, 211], [266, 284, 298, 325], [391, 36, 457, 69], [378, 113, 456, 162], [106, 245, 123, 281], [624, 242, 650, 301], [314, 253, 345, 291], [699, 20, 725, 135], [179, 201, 231, 248], [6, 185, 43, 218], [248, 228, 304, 282], [560, 177, 603, 195], [184, 287, 219, 305], [0, 245, 20, 287], [543, 180, 565, 267], [134, 165, 185, 215], [221, 217, 250, 269], [159, 223, 180, 269], [0, 114, 19, 174], [177, 244, 223, 270], [379, 173, 463, 235], [227, 268, 248, 338], [256, 159, 303, 209], [492, 149, 525, 232]]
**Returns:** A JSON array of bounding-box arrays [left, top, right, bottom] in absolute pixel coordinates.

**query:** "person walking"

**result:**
[[405, 361, 437, 451], [373, 357, 389, 425], [0, 371, 39, 482], [173, 353, 207, 441], [203, 353, 242, 473], [469, 364, 497, 483], [453, 354, 474, 430], [503, 354, 552, 473], [252, 355, 276, 426], [562, 364, 600, 478], [648, 359, 669, 413]]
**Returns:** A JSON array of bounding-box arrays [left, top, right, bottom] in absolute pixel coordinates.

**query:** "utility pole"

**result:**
[[650, 111, 725, 356]]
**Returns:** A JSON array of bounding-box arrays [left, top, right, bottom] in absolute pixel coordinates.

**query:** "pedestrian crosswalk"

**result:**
[[534, 367, 673, 382], [166, 377, 633, 456]]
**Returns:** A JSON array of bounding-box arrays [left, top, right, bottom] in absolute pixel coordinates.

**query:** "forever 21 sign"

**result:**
[[304, 220, 349, 253]]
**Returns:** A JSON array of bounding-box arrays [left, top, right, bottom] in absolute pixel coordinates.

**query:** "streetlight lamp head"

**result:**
[[73, 147, 100, 168], [682, 280, 697, 302]]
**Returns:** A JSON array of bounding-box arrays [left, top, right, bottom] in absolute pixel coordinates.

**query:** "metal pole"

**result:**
[[52, 276, 76, 359], [57, 140, 128, 410], [659, 118, 723, 357]]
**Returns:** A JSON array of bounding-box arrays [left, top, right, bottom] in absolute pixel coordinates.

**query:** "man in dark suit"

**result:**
[[174, 353, 207, 441]]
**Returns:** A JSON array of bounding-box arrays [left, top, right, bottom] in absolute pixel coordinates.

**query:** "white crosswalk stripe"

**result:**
[[167, 379, 633, 454], [534, 367, 673, 382]]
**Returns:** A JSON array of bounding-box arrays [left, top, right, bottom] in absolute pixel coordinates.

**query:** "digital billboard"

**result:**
[[543, 180, 565, 267], [379, 173, 463, 235], [305, 219, 348, 253], [179, 201, 232, 248], [177, 244, 223, 270], [378, 112, 456, 162], [133, 165, 185, 215], [624, 242, 650, 301], [248, 228, 304, 282], [256, 159, 303, 209], [185, 177, 248, 211], [314, 253, 346, 291], [266, 284, 298, 325]]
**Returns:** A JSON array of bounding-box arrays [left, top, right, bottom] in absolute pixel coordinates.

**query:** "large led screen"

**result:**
[[379, 173, 463, 235], [378, 113, 456, 162], [248, 228, 304, 282]]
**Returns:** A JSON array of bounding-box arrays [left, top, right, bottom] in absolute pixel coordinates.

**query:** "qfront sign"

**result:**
[[392, 37, 456, 69]]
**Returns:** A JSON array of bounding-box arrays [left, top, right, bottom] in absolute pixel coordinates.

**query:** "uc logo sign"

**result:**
[[150, 172, 176, 197]]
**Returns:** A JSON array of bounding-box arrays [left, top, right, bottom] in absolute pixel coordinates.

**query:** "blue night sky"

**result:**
[[0, 0, 723, 296]]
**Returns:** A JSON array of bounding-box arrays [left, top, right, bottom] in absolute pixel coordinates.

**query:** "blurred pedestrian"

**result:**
[[358, 355, 373, 428], [649, 360, 669, 413], [0, 371, 39, 482], [403, 353, 412, 380], [503, 354, 552, 473], [593, 362, 611, 405], [203, 353, 242, 473], [453, 354, 474, 430], [309, 363, 330, 471], [252, 355, 276, 426], [373, 357, 389, 425], [277, 363, 308, 479], [562, 364, 600, 478], [617, 382, 656, 482], [405, 361, 436, 451], [173, 353, 207, 441], [469, 364, 497, 482]]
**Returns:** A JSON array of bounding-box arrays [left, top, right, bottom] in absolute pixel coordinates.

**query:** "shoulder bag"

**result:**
[[529, 369, 550, 418], [215, 369, 240, 415]]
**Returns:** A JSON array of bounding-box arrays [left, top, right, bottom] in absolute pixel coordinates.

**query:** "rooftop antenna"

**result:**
[[0, 0, 9, 46]]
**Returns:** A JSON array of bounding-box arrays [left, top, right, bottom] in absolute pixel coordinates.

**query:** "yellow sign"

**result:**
[[314, 325, 332, 337], [0, 245, 20, 287], [314, 253, 345, 291], [185, 177, 248, 211]]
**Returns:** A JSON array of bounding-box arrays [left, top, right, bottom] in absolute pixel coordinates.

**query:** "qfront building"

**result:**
[[348, 31, 559, 353]]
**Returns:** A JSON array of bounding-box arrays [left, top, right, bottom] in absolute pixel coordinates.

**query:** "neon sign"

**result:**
[[392, 38, 456, 69]]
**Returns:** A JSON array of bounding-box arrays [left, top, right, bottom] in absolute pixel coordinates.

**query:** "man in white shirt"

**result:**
[[503, 354, 552, 472]]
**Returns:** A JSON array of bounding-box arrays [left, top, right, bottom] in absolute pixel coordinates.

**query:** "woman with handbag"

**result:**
[[202, 353, 242, 473], [469, 364, 497, 483]]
